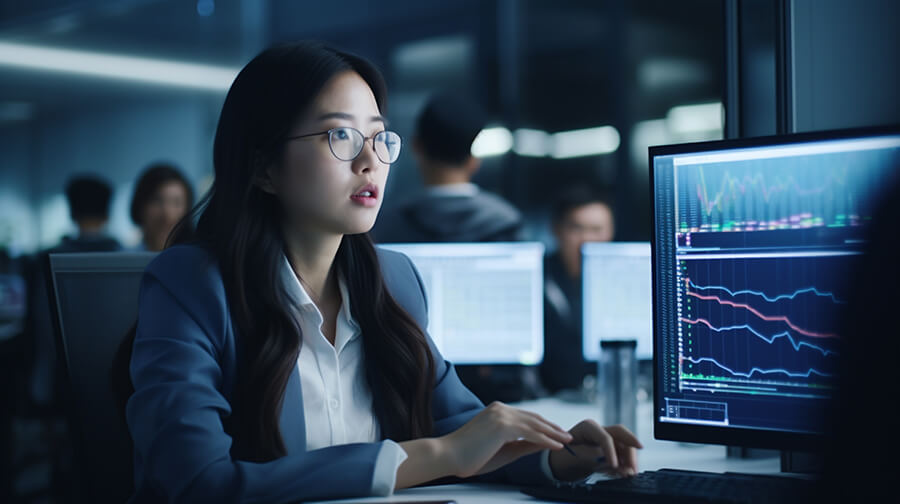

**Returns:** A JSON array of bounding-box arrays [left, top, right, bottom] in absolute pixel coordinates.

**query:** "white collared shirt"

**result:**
[[280, 255, 407, 495]]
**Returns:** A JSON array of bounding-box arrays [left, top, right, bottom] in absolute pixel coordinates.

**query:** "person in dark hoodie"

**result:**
[[373, 93, 523, 243]]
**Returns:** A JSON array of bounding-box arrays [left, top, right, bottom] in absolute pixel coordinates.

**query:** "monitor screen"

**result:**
[[651, 127, 900, 450], [582, 242, 652, 360], [378, 242, 544, 365]]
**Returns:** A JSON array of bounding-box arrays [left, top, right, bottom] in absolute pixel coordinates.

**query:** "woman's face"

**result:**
[[270, 71, 390, 237], [141, 180, 190, 242]]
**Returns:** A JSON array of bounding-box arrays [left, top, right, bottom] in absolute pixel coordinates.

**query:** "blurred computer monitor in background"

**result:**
[[581, 242, 653, 361], [378, 242, 544, 365], [0, 273, 26, 342]]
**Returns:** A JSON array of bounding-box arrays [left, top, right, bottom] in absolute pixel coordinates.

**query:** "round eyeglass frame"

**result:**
[[285, 127, 402, 164]]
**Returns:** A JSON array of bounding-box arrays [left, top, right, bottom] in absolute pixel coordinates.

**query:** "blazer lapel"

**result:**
[[278, 362, 306, 453]]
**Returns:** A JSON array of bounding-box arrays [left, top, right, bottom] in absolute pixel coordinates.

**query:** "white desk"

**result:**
[[309, 398, 782, 503]]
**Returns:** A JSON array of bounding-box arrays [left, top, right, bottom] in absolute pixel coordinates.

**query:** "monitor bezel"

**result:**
[[649, 124, 900, 452]]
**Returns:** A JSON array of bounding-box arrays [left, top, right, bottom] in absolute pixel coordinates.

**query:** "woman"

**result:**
[[129, 163, 194, 251], [123, 42, 641, 502]]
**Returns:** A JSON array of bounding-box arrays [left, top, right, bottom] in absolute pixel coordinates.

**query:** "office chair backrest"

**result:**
[[47, 252, 155, 503]]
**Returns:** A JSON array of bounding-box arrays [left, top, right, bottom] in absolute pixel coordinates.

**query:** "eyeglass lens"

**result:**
[[328, 127, 401, 163]]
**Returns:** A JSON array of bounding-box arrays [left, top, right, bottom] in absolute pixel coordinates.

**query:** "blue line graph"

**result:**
[[681, 318, 838, 357], [687, 280, 845, 305], [684, 356, 832, 379], [679, 255, 847, 397]]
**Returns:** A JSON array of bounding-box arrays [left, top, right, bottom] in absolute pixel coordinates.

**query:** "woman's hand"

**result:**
[[547, 420, 643, 481], [439, 401, 574, 478]]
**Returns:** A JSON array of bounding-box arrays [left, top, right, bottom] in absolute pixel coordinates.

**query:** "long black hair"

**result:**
[[116, 42, 435, 463]]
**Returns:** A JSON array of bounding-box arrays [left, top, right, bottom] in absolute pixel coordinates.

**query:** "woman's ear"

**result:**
[[251, 152, 278, 194], [253, 170, 277, 194]]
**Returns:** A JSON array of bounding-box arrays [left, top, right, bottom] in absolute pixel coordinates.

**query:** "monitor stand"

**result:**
[[726, 446, 777, 459], [725, 448, 822, 476], [780, 451, 823, 474]]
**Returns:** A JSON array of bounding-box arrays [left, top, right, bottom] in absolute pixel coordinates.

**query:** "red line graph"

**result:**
[[684, 279, 838, 339]]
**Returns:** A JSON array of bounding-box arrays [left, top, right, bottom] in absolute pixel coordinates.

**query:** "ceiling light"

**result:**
[[550, 126, 620, 159], [0, 41, 239, 91], [471, 127, 514, 157], [513, 128, 550, 157]]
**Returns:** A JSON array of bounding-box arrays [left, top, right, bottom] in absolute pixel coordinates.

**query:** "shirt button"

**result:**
[[328, 398, 339, 410]]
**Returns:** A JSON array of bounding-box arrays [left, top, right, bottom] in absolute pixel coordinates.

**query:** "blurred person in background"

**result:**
[[49, 175, 122, 253], [541, 186, 615, 394], [374, 93, 531, 404], [373, 93, 523, 243], [130, 163, 194, 252]]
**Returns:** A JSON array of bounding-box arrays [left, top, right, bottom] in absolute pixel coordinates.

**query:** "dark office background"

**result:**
[[3, 0, 897, 255], [0, 0, 734, 255], [0, 0, 897, 501]]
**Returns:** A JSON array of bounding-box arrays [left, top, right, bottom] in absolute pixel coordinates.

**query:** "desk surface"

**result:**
[[308, 398, 783, 503]]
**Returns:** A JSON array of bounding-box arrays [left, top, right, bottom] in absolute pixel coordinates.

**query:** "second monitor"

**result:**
[[582, 242, 653, 361], [378, 242, 544, 365]]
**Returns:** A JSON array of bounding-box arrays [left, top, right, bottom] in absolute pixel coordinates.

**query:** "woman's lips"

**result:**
[[350, 184, 379, 207]]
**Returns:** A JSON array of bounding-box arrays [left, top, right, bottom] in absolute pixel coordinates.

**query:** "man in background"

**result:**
[[541, 186, 615, 394], [48, 175, 121, 253], [374, 94, 530, 403], [374, 93, 523, 243]]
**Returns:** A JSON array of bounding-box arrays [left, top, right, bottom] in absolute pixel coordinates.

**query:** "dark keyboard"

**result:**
[[520, 469, 817, 503]]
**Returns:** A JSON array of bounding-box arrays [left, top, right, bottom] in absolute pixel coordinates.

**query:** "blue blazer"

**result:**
[[127, 244, 551, 503]]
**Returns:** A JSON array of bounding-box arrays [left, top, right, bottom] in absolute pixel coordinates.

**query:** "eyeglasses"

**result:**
[[285, 127, 402, 164]]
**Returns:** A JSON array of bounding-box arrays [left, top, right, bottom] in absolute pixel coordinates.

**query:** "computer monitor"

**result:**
[[378, 242, 544, 365], [582, 242, 652, 361], [650, 126, 900, 451]]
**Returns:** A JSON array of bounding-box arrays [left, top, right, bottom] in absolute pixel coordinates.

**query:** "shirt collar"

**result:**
[[336, 275, 360, 333], [281, 254, 316, 308], [281, 254, 361, 336]]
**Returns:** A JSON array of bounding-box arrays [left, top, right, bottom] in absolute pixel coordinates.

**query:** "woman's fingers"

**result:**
[[455, 406, 644, 480], [604, 424, 640, 475], [586, 423, 620, 470], [521, 415, 573, 445], [486, 403, 571, 447], [604, 424, 643, 449], [518, 409, 570, 436], [570, 420, 620, 469], [617, 442, 639, 474], [516, 430, 566, 450]]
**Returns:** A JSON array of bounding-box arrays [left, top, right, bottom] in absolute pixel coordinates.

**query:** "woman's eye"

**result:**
[[334, 129, 351, 140]]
